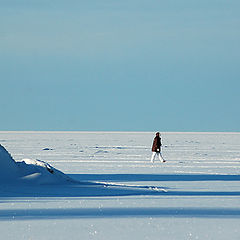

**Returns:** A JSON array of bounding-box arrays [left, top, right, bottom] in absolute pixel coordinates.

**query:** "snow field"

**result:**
[[0, 131, 240, 240]]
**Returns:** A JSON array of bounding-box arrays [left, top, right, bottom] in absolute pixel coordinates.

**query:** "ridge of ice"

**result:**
[[0, 144, 74, 185], [0, 144, 20, 180]]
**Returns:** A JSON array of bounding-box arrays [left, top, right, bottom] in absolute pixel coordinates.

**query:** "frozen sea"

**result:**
[[0, 131, 240, 240]]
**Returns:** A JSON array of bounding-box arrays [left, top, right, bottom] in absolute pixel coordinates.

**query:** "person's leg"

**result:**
[[151, 152, 156, 163], [158, 152, 166, 162]]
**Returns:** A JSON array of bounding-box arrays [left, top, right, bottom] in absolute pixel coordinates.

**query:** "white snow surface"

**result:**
[[0, 131, 240, 240]]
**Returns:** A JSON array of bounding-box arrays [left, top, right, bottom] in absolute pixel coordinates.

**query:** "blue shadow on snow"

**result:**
[[1, 207, 240, 221], [68, 173, 240, 182]]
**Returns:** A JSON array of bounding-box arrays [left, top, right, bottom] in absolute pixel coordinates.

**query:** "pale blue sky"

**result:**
[[1, 0, 240, 131]]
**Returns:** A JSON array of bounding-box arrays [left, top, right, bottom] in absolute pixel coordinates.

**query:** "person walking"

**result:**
[[151, 132, 166, 163]]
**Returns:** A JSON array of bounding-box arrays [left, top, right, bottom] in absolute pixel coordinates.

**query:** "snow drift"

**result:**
[[0, 144, 74, 184], [0, 144, 20, 181]]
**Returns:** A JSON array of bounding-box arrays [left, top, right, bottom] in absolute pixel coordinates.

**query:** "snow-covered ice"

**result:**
[[0, 131, 240, 240]]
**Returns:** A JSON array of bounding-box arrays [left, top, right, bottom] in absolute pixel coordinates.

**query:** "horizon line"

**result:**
[[0, 130, 240, 134]]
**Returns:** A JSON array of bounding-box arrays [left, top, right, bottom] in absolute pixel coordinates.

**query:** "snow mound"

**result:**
[[0, 144, 75, 185], [0, 144, 20, 181], [18, 158, 75, 185]]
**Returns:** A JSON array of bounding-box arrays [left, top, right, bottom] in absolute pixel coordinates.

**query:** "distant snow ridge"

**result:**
[[0, 144, 75, 185]]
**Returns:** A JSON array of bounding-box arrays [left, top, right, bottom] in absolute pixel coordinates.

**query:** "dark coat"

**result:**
[[152, 136, 162, 152]]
